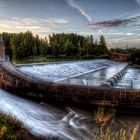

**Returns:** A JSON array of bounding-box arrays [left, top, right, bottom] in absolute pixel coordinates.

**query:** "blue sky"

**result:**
[[0, 0, 140, 48]]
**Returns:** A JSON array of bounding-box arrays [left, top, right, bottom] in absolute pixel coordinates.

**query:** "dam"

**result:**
[[0, 37, 139, 139], [0, 59, 140, 139]]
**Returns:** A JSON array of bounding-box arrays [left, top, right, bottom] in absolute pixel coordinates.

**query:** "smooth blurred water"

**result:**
[[1, 60, 140, 139], [58, 64, 127, 86], [0, 89, 140, 140], [17, 60, 127, 85], [0, 89, 97, 140]]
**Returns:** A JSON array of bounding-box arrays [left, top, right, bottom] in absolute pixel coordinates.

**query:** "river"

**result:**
[[0, 89, 140, 140], [1, 60, 140, 139]]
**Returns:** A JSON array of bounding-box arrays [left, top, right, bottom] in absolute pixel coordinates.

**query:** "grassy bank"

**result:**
[[0, 107, 139, 140], [93, 107, 139, 140], [13, 55, 110, 64], [0, 113, 44, 140]]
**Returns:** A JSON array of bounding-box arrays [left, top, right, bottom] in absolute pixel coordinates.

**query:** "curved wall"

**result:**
[[0, 62, 140, 109]]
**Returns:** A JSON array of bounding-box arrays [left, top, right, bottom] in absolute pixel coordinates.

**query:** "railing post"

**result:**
[[131, 79, 133, 89], [67, 76, 69, 84]]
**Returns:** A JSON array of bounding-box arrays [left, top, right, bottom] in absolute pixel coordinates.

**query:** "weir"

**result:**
[[102, 65, 129, 87], [115, 67, 140, 89], [0, 60, 140, 109], [16, 59, 128, 86]]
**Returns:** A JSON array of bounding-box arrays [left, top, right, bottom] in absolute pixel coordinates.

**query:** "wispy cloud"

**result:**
[[65, 0, 105, 35], [89, 15, 140, 28], [0, 17, 69, 36], [0, 1, 5, 7], [136, 0, 140, 5], [105, 32, 140, 36], [45, 18, 69, 25], [65, 0, 92, 23], [12, 17, 69, 26]]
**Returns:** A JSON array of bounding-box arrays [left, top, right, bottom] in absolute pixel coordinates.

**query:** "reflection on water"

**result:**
[[115, 67, 140, 89], [0, 89, 140, 139]]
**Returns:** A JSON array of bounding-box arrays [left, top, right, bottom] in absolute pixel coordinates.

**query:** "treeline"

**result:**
[[110, 48, 140, 64], [0, 31, 108, 60]]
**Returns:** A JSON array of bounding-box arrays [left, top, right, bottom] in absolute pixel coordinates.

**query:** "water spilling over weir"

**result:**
[[0, 89, 140, 140], [115, 67, 140, 89], [1, 60, 140, 139], [16, 60, 128, 87]]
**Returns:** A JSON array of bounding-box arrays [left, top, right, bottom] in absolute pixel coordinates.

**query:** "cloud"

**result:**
[[136, 0, 140, 5], [0, 1, 5, 7], [89, 15, 140, 28], [0, 17, 69, 36], [45, 18, 69, 25], [65, 0, 105, 36], [65, 0, 92, 23], [105, 32, 140, 36], [12, 17, 69, 26]]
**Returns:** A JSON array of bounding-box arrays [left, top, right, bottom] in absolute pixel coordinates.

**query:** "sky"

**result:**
[[0, 0, 140, 48]]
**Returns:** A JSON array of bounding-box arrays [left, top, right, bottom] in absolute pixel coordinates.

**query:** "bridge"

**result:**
[[0, 38, 140, 109]]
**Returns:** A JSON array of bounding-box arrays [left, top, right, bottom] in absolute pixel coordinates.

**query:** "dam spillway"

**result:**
[[1, 59, 140, 139], [16, 59, 128, 87], [1, 59, 140, 109], [115, 67, 140, 89]]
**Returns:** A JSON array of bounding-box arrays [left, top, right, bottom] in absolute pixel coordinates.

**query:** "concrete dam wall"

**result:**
[[0, 61, 140, 109]]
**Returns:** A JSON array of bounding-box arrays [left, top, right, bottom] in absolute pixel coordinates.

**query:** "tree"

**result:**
[[98, 35, 108, 55], [64, 39, 74, 56], [0, 32, 110, 60], [1, 32, 13, 59], [40, 38, 49, 56]]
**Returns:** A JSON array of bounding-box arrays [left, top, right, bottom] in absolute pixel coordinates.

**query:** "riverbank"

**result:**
[[0, 112, 45, 140], [13, 55, 109, 64]]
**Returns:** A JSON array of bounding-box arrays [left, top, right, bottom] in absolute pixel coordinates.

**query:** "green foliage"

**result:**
[[0, 31, 109, 61], [93, 107, 139, 140], [1, 32, 13, 59], [110, 47, 140, 64], [95, 107, 116, 127], [0, 113, 45, 140]]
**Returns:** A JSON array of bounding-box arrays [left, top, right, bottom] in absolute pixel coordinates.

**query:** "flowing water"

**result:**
[[16, 60, 127, 86], [0, 89, 97, 140], [0, 89, 140, 140], [1, 60, 140, 139], [115, 67, 140, 89], [58, 64, 127, 86]]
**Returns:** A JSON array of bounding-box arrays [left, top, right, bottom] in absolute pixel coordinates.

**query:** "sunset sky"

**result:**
[[0, 0, 140, 48]]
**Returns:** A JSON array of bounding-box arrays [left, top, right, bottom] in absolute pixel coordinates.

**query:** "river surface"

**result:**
[[0, 89, 140, 140]]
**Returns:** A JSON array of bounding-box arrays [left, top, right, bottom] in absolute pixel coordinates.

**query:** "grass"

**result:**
[[94, 124, 139, 140], [93, 107, 139, 140], [12, 54, 109, 64], [0, 107, 139, 140], [12, 55, 92, 64], [94, 107, 116, 127], [0, 112, 45, 140]]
